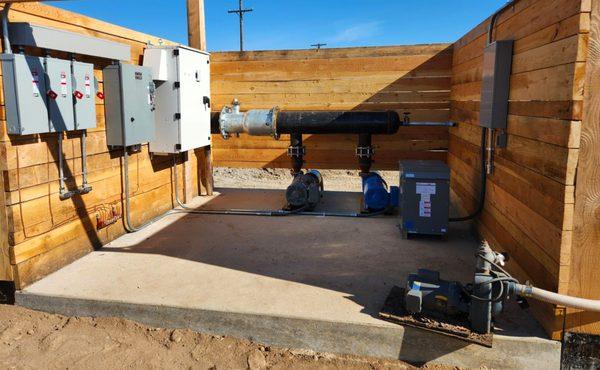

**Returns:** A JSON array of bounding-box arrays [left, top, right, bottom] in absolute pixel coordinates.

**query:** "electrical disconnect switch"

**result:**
[[72, 61, 97, 130], [46, 57, 75, 132], [103, 62, 156, 147], [0, 54, 49, 135]]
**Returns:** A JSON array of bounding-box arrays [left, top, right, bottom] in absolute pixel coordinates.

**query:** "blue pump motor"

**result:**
[[362, 172, 399, 212]]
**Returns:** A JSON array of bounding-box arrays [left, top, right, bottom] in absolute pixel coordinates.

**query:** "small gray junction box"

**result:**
[[103, 62, 156, 147], [399, 160, 450, 238], [480, 40, 513, 130]]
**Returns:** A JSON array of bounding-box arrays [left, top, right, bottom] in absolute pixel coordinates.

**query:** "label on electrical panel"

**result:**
[[60, 72, 68, 97], [416, 182, 436, 218], [32, 71, 40, 97], [84, 74, 91, 97]]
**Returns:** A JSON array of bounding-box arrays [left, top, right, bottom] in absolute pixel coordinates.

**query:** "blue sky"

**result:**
[[55, 1, 507, 51]]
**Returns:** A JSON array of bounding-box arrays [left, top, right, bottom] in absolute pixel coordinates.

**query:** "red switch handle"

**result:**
[[96, 92, 104, 100], [47, 90, 58, 100], [74, 90, 84, 100]]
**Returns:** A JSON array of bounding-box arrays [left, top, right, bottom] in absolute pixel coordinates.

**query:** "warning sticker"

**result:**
[[32, 71, 40, 97], [60, 72, 68, 97], [84, 74, 91, 97], [417, 182, 436, 218]]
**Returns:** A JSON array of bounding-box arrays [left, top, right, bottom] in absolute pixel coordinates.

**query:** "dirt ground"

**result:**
[[0, 305, 458, 370], [214, 167, 399, 192], [0, 169, 457, 370]]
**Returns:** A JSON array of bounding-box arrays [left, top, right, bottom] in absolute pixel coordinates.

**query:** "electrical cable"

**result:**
[[449, 128, 488, 222]]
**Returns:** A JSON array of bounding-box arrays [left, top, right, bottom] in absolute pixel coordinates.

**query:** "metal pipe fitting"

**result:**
[[2, 3, 12, 54], [219, 100, 279, 139]]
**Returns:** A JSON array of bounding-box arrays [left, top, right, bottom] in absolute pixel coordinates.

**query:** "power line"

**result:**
[[311, 43, 327, 50], [228, 0, 253, 52]]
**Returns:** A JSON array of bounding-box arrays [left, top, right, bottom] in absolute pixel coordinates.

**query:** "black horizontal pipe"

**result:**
[[276, 111, 401, 135], [211, 110, 402, 135]]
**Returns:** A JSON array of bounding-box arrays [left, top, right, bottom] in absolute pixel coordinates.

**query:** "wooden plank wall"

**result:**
[[0, 3, 202, 288], [210, 45, 453, 170], [449, 0, 590, 339], [567, 0, 600, 337]]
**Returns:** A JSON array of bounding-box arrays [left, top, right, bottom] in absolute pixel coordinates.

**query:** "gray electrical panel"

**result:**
[[103, 62, 156, 147], [46, 57, 75, 132], [0, 54, 48, 135], [399, 160, 450, 238], [72, 61, 97, 130], [480, 40, 513, 129]]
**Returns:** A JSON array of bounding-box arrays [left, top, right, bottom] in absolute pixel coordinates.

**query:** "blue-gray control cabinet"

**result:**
[[45, 57, 75, 132], [72, 61, 97, 130], [399, 160, 450, 238], [103, 62, 156, 147], [0, 54, 48, 135]]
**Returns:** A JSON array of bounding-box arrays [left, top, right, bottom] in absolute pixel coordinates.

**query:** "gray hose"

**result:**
[[514, 284, 600, 312], [2, 3, 11, 54]]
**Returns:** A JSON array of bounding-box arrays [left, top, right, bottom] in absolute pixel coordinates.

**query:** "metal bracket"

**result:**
[[287, 146, 306, 157], [356, 146, 375, 158]]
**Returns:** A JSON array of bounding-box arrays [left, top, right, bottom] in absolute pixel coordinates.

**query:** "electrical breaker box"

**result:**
[[72, 61, 97, 130], [0, 54, 48, 135], [143, 45, 211, 153], [480, 40, 513, 129], [103, 62, 156, 147], [399, 160, 450, 238], [45, 57, 75, 132]]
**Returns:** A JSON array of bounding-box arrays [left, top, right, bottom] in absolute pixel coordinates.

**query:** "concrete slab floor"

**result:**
[[17, 188, 561, 369]]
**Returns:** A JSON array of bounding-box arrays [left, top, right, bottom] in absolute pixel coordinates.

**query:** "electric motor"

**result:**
[[285, 170, 323, 210]]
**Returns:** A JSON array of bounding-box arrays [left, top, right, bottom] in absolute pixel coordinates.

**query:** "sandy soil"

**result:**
[[214, 167, 399, 192], [0, 305, 456, 370]]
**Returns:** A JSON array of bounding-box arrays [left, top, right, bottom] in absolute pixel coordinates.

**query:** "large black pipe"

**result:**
[[212, 110, 402, 136], [276, 111, 401, 135]]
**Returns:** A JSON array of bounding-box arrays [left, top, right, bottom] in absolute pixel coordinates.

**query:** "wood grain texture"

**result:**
[[211, 45, 453, 170], [448, 0, 590, 339], [567, 0, 600, 335], [0, 3, 191, 288]]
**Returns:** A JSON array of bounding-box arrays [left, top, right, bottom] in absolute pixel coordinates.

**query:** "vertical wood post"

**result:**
[[186, 0, 214, 196], [566, 0, 600, 335]]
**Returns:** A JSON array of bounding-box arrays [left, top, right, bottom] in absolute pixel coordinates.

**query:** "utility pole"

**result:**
[[311, 43, 327, 50], [228, 0, 253, 52]]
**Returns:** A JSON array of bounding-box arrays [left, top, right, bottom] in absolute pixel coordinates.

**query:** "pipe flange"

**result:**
[[356, 146, 375, 158]]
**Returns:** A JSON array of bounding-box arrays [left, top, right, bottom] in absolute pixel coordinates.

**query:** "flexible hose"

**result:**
[[514, 284, 600, 312], [450, 128, 488, 222]]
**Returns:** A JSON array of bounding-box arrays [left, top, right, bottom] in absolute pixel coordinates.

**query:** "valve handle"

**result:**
[[47, 90, 58, 100], [96, 92, 104, 100], [74, 90, 84, 100]]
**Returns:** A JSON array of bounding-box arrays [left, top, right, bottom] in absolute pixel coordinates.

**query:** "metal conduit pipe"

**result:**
[[2, 3, 12, 54], [171, 154, 390, 219]]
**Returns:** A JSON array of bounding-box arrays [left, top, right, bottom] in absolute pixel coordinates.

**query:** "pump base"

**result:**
[[379, 286, 493, 347]]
